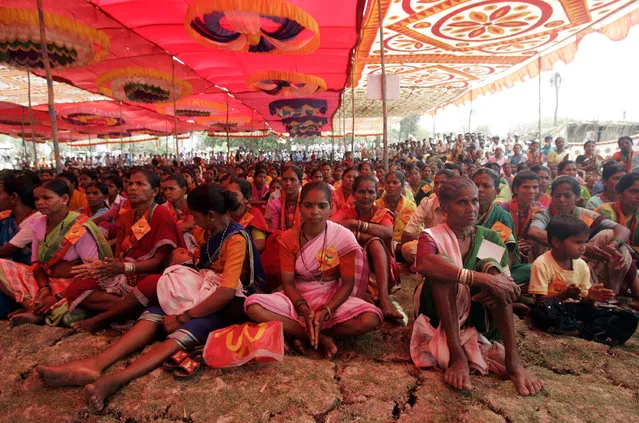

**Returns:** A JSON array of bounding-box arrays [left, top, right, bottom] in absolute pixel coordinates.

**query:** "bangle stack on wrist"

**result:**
[[456, 268, 475, 286], [124, 262, 136, 274], [38, 285, 51, 294]]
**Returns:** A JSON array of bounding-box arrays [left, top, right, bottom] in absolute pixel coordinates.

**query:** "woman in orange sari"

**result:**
[[374, 170, 417, 257], [332, 175, 402, 320], [67, 170, 184, 332], [246, 182, 381, 358]]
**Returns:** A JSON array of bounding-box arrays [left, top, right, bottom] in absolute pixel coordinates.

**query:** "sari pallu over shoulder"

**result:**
[[411, 224, 510, 376], [0, 211, 112, 306]]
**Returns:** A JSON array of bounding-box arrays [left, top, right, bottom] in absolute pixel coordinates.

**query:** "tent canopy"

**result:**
[[0, 0, 637, 141]]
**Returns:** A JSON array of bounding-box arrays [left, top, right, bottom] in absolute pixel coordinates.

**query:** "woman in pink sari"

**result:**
[[246, 182, 382, 358]]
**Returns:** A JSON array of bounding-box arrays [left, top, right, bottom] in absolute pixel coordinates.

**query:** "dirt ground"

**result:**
[[1, 269, 638, 423]]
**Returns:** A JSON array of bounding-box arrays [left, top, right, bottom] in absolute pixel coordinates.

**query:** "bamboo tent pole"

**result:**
[[26, 72, 38, 169], [36, 0, 61, 173], [171, 58, 179, 157], [20, 103, 26, 166], [377, 0, 389, 170]]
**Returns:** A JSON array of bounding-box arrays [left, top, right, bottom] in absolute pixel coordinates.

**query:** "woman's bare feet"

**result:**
[[84, 376, 122, 411], [36, 361, 101, 387], [9, 311, 43, 326], [318, 334, 338, 359], [508, 365, 543, 396], [70, 315, 108, 333], [444, 358, 472, 391]]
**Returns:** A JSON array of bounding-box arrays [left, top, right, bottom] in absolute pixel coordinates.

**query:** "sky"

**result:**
[[420, 26, 639, 137]]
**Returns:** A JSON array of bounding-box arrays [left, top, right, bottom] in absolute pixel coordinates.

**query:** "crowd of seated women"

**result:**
[[1, 148, 638, 409]]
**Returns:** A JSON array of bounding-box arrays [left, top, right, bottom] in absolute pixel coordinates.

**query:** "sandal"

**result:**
[[174, 348, 204, 380], [162, 350, 190, 371]]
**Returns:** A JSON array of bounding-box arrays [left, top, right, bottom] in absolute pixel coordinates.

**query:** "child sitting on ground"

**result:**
[[528, 215, 637, 344]]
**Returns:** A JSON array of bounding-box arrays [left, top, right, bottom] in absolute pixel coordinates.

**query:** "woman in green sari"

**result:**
[[412, 177, 542, 396], [0, 179, 112, 325]]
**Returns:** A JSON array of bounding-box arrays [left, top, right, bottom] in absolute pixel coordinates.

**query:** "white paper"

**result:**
[[476, 239, 506, 261]]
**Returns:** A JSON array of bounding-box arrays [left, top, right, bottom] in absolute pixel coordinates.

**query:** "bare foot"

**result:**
[[379, 300, 403, 321], [444, 358, 472, 391], [70, 315, 107, 333], [84, 376, 121, 411], [284, 338, 307, 355], [508, 364, 543, 396], [36, 361, 101, 387], [318, 334, 338, 359], [7, 307, 27, 319], [10, 311, 43, 326]]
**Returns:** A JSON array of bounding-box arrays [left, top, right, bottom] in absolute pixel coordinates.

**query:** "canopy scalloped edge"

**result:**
[[246, 70, 327, 96], [96, 68, 192, 104], [427, 6, 639, 115], [185, 0, 320, 55], [0, 6, 110, 69]]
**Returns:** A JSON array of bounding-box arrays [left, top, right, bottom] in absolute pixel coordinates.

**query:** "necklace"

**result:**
[[298, 222, 328, 283], [206, 222, 230, 267]]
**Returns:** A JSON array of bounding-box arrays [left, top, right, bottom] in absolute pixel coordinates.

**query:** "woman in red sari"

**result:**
[[162, 174, 194, 235], [331, 167, 357, 214], [332, 175, 402, 320], [67, 170, 184, 332], [226, 177, 272, 253], [263, 165, 303, 288]]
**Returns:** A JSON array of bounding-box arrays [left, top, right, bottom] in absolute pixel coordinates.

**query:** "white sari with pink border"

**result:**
[[244, 221, 382, 329]]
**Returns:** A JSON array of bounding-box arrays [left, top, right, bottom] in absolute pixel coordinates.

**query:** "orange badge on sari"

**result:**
[[238, 212, 254, 228], [371, 209, 387, 224], [64, 222, 87, 244], [0, 210, 11, 220], [398, 208, 413, 224], [491, 221, 512, 243], [132, 216, 152, 241], [316, 245, 340, 272]]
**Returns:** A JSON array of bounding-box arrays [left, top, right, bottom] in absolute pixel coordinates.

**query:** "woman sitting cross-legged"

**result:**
[[331, 175, 402, 320], [413, 177, 543, 396], [0, 178, 112, 325], [245, 181, 382, 358], [65, 170, 184, 332], [36, 184, 267, 411]]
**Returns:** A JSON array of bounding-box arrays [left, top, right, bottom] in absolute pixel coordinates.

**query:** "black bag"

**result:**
[[530, 298, 579, 332], [531, 298, 638, 346], [578, 306, 638, 346]]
